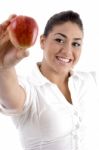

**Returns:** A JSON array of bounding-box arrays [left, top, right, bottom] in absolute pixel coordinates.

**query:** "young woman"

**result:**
[[0, 10, 99, 150]]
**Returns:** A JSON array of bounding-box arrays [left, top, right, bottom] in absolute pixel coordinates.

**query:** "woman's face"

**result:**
[[40, 21, 83, 74]]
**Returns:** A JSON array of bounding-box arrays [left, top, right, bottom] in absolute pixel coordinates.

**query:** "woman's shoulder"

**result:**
[[72, 70, 97, 84]]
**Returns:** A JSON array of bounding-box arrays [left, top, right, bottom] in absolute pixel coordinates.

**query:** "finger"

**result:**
[[16, 50, 29, 60], [8, 14, 17, 20], [0, 14, 17, 32], [0, 31, 9, 47], [24, 50, 29, 57], [0, 15, 17, 45], [0, 20, 10, 31]]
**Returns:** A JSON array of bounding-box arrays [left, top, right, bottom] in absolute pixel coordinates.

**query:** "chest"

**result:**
[[29, 84, 78, 139], [18, 82, 99, 149], [58, 84, 72, 104]]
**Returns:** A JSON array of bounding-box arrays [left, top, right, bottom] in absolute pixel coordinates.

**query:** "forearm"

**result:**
[[0, 67, 25, 110], [0, 15, 29, 111]]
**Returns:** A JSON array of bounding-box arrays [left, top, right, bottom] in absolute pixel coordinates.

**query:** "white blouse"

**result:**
[[0, 63, 99, 150]]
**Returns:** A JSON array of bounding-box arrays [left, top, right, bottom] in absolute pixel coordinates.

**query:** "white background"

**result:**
[[0, 0, 99, 149]]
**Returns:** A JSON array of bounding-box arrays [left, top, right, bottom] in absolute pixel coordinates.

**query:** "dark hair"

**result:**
[[43, 10, 83, 36]]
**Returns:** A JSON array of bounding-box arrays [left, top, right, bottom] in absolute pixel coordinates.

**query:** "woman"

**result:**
[[0, 10, 99, 150]]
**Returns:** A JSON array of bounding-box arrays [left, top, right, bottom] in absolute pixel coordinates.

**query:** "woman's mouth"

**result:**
[[56, 56, 72, 65]]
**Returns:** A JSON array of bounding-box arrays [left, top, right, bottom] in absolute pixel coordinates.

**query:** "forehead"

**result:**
[[49, 22, 83, 39]]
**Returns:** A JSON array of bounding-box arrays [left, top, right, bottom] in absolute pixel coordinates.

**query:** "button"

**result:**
[[79, 116, 82, 122], [73, 133, 78, 139], [74, 110, 78, 116], [75, 123, 80, 129]]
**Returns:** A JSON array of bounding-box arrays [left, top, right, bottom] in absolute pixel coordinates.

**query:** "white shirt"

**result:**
[[0, 63, 99, 150]]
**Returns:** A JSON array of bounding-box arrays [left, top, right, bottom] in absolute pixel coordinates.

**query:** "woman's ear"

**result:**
[[40, 35, 46, 49]]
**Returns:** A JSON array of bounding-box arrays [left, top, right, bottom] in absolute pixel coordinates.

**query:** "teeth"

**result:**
[[57, 56, 70, 63]]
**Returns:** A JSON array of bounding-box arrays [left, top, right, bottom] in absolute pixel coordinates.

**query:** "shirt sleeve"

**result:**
[[0, 75, 36, 116]]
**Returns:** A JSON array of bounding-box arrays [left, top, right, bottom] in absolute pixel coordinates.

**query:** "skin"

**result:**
[[40, 22, 83, 103]]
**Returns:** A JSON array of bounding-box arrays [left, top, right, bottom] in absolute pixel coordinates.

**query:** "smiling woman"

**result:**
[[40, 21, 83, 76], [0, 8, 99, 150]]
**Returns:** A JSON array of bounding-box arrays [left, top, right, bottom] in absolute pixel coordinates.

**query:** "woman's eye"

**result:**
[[55, 38, 64, 43], [72, 42, 81, 47]]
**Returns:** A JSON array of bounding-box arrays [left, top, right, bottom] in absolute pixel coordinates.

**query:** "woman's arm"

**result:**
[[0, 67, 25, 112], [0, 15, 29, 112]]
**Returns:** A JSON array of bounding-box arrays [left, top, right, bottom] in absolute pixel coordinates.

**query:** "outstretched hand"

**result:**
[[0, 14, 29, 69]]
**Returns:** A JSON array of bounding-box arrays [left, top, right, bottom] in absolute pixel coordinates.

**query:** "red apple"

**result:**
[[7, 15, 38, 49]]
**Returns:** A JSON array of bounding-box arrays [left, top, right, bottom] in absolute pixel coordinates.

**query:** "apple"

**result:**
[[7, 15, 38, 49]]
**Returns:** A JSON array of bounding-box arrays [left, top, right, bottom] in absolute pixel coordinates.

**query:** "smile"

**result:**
[[56, 56, 72, 64]]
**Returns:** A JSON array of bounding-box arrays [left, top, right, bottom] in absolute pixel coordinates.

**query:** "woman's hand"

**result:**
[[0, 14, 29, 69]]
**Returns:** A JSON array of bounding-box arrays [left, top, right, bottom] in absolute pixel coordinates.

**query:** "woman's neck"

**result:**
[[39, 62, 70, 86]]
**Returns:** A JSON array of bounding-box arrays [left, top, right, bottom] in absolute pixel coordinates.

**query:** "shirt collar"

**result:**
[[70, 70, 86, 81], [29, 62, 52, 86], [29, 63, 83, 86]]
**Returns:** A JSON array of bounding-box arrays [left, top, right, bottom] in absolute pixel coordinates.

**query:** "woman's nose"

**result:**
[[62, 43, 72, 54]]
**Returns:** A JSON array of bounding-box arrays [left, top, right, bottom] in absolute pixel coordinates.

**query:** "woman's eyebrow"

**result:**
[[55, 33, 66, 38], [55, 33, 82, 41]]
